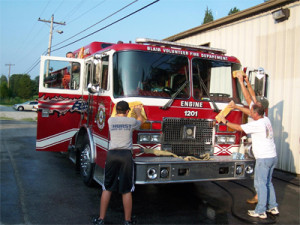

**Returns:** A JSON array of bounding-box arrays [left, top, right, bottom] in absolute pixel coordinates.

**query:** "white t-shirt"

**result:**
[[108, 116, 141, 150], [241, 117, 277, 159]]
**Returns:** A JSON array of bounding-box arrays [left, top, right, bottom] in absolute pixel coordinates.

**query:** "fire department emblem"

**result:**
[[96, 103, 106, 130]]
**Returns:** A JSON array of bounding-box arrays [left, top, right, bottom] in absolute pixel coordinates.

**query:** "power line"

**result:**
[[24, 50, 48, 75], [52, 0, 138, 48], [52, 0, 160, 52], [25, 58, 41, 75], [22, 1, 80, 75], [11, 0, 52, 65], [25, 0, 160, 75], [62, 0, 86, 22], [52, 0, 65, 15], [38, 15, 66, 56], [67, 0, 107, 25], [40, 0, 51, 17]]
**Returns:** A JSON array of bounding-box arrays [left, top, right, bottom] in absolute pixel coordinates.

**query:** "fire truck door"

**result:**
[[36, 56, 85, 152]]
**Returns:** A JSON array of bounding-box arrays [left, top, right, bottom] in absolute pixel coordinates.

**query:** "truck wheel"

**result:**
[[79, 137, 95, 186], [18, 106, 24, 111]]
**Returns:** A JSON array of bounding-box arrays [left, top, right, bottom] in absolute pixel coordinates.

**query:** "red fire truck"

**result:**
[[36, 38, 269, 186]]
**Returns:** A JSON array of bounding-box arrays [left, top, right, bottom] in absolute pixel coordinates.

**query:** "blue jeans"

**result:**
[[254, 157, 278, 213]]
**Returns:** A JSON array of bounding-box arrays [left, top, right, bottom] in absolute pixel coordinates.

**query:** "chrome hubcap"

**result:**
[[80, 145, 91, 176]]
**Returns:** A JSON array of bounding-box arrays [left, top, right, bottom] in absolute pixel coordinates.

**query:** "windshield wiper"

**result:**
[[161, 80, 189, 110], [197, 66, 219, 112]]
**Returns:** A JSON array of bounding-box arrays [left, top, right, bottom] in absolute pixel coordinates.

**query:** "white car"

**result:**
[[32, 103, 39, 112], [13, 101, 38, 111]]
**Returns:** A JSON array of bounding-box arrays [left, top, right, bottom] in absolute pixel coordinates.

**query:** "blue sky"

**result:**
[[0, 0, 264, 79]]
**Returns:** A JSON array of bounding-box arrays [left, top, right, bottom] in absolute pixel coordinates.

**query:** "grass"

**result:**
[[21, 117, 37, 122], [0, 117, 13, 120], [0, 96, 38, 106], [0, 117, 37, 121]]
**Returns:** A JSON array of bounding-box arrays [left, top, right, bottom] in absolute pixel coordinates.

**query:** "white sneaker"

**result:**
[[248, 210, 267, 219], [267, 207, 279, 215]]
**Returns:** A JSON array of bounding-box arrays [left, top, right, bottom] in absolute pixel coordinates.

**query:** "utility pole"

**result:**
[[5, 63, 15, 88], [38, 15, 65, 78], [38, 14, 65, 56]]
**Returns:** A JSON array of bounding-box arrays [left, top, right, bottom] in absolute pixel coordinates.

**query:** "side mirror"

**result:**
[[87, 83, 99, 94], [246, 67, 269, 110], [248, 67, 268, 99]]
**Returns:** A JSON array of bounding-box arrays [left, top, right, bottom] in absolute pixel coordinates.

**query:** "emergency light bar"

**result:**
[[135, 38, 226, 55]]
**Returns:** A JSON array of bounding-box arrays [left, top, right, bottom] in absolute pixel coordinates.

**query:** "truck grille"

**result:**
[[161, 118, 214, 156]]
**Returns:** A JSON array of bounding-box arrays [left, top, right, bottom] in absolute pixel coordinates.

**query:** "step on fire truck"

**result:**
[[36, 38, 269, 186]]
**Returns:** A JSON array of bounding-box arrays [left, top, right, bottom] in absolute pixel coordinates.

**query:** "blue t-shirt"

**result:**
[[108, 116, 141, 150]]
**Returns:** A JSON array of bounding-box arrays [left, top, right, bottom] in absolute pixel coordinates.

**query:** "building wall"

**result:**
[[176, 2, 300, 174]]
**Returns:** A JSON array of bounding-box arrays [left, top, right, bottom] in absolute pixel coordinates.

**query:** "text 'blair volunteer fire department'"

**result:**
[[36, 38, 269, 186]]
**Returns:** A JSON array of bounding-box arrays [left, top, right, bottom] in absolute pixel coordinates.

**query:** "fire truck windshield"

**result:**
[[112, 50, 241, 102], [113, 51, 189, 98], [192, 58, 241, 102]]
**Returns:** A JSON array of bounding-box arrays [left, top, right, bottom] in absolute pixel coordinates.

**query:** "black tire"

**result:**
[[18, 106, 24, 111], [79, 136, 96, 186]]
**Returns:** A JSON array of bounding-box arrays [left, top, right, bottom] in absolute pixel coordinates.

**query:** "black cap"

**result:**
[[116, 100, 130, 111]]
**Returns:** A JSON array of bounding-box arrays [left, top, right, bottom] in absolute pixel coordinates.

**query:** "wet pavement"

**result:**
[[1, 120, 299, 225]]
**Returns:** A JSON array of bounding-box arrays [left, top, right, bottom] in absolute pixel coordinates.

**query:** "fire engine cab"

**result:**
[[36, 38, 269, 186]]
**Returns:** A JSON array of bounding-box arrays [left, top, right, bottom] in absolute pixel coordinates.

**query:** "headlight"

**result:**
[[151, 134, 160, 142], [227, 136, 235, 143], [138, 133, 161, 144], [138, 134, 151, 142], [217, 136, 226, 144], [215, 135, 236, 144]]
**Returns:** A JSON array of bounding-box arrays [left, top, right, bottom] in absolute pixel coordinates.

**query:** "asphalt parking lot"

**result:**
[[0, 105, 37, 121], [1, 110, 299, 224]]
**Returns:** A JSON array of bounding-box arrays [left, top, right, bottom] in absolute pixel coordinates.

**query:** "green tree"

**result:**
[[32, 76, 39, 96], [9, 74, 34, 99], [0, 81, 9, 98], [0, 75, 8, 84], [10, 74, 21, 97], [203, 6, 214, 24], [18, 74, 33, 99], [228, 7, 240, 15], [9, 74, 22, 97]]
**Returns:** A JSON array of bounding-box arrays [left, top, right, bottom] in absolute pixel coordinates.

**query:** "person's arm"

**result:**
[[219, 114, 243, 132], [229, 100, 251, 116], [244, 75, 257, 104], [236, 72, 252, 106], [71, 63, 80, 73], [133, 105, 145, 125]]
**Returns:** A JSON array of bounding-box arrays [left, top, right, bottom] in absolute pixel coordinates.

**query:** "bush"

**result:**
[[0, 97, 34, 106]]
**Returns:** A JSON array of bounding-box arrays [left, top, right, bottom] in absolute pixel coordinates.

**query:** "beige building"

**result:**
[[165, 0, 300, 174]]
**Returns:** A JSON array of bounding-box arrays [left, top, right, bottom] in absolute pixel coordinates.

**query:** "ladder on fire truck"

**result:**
[[135, 38, 226, 55]]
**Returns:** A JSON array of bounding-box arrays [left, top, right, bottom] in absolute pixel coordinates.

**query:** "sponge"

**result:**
[[111, 101, 147, 120], [215, 104, 233, 123], [232, 70, 246, 78]]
